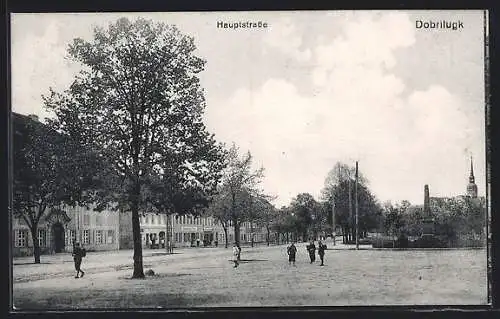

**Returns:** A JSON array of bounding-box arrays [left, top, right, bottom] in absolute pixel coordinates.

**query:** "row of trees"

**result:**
[[382, 197, 485, 245]]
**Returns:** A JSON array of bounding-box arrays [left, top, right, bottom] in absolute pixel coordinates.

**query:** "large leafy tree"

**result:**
[[321, 162, 382, 243], [44, 18, 224, 278], [269, 206, 290, 245], [382, 201, 408, 238], [289, 193, 319, 241], [207, 186, 232, 248], [13, 114, 103, 263], [430, 196, 486, 245], [252, 196, 277, 246], [209, 144, 265, 247]]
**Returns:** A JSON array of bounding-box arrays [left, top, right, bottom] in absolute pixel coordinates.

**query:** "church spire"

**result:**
[[469, 156, 475, 184], [467, 156, 478, 198]]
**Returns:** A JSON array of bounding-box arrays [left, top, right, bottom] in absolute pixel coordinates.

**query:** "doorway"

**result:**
[[52, 223, 65, 253]]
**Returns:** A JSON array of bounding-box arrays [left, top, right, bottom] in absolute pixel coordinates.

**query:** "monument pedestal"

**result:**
[[421, 218, 435, 236]]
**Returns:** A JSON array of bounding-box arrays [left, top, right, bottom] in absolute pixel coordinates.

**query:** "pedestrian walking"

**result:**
[[72, 243, 86, 278], [232, 243, 240, 268], [237, 243, 242, 261], [306, 241, 316, 263], [318, 240, 326, 266], [287, 242, 297, 266]]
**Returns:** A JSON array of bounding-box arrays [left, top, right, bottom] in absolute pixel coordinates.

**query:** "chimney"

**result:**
[[28, 114, 39, 122], [424, 184, 430, 216]]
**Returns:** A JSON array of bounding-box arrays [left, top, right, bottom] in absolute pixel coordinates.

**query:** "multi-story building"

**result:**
[[13, 207, 269, 257], [11, 112, 269, 257], [12, 204, 120, 257], [137, 213, 268, 249]]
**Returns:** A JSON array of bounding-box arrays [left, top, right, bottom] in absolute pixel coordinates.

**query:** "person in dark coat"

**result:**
[[287, 242, 297, 266], [72, 243, 86, 278], [318, 241, 326, 266], [306, 241, 316, 263]]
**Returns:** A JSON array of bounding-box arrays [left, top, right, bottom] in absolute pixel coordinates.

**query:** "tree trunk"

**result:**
[[223, 226, 228, 248], [131, 182, 145, 279], [30, 225, 41, 264], [266, 227, 270, 246], [234, 222, 240, 246], [250, 221, 254, 248]]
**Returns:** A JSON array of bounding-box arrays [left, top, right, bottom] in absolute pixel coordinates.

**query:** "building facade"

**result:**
[[12, 204, 120, 257], [138, 213, 268, 248], [13, 207, 269, 257]]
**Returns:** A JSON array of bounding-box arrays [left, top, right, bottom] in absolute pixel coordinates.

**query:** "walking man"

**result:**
[[72, 243, 86, 278], [232, 243, 240, 268], [306, 241, 316, 263], [318, 240, 326, 266], [287, 242, 297, 266]]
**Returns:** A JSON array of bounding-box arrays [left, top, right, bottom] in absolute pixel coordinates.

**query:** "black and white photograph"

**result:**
[[10, 10, 490, 309]]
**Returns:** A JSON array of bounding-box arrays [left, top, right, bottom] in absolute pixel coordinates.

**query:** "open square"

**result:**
[[13, 243, 488, 309]]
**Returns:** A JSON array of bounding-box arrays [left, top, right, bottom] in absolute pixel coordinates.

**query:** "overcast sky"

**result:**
[[11, 10, 487, 207]]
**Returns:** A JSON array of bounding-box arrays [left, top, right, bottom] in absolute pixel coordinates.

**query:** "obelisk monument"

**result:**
[[422, 184, 435, 235]]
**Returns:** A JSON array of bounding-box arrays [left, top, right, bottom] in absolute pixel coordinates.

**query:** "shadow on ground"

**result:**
[[118, 273, 191, 280], [226, 259, 268, 263], [114, 264, 153, 271], [13, 262, 53, 266], [14, 289, 233, 309]]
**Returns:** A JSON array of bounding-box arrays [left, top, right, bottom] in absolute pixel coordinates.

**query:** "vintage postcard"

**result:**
[[10, 10, 490, 309]]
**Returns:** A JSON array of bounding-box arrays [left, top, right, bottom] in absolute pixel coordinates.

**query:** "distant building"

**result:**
[[136, 213, 267, 249]]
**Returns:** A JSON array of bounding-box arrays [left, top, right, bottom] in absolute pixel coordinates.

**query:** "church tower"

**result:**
[[467, 156, 478, 198]]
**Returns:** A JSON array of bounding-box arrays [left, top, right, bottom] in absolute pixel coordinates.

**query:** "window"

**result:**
[[95, 230, 103, 244], [96, 215, 103, 226], [38, 229, 47, 247], [66, 230, 75, 246], [107, 230, 114, 244], [83, 214, 90, 226], [15, 230, 27, 247], [183, 233, 189, 242], [83, 230, 90, 244]]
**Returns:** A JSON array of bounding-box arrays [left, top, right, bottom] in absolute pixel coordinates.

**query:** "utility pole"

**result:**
[[165, 213, 169, 253], [355, 161, 359, 250], [332, 199, 336, 246], [348, 172, 352, 244]]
